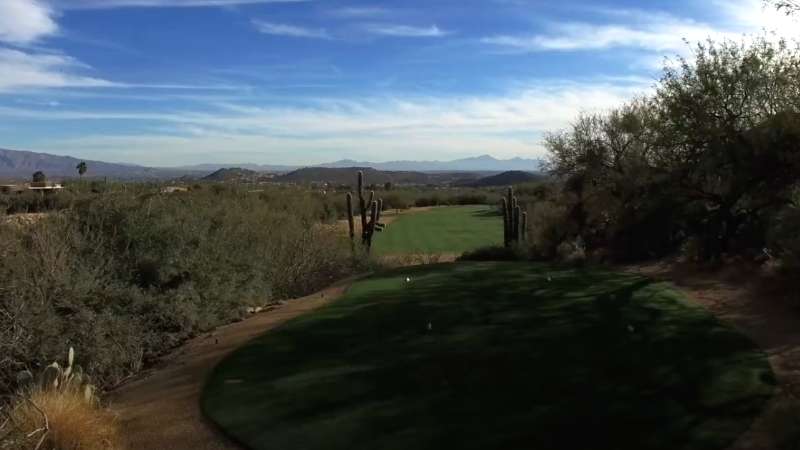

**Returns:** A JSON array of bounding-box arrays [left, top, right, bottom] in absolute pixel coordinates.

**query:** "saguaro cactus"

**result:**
[[501, 197, 510, 247], [501, 186, 528, 247], [358, 171, 368, 242], [346, 192, 355, 240], [346, 171, 385, 252], [521, 211, 528, 242]]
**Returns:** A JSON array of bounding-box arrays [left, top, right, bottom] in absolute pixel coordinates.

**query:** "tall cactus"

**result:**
[[346, 171, 385, 252], [501, 197, 509, 247], [357, 171, 368, 243], [501, 185, 528, 247], [346, 192, 355, 241], [521, 211, 528, 242]]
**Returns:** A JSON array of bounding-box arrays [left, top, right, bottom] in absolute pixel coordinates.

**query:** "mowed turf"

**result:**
[[373, 206, 502, 255], [202, 262, 774, 450]]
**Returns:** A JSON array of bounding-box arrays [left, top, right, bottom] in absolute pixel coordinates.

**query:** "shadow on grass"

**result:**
[[203, 262, 775, 450], [469, 208, 503, 218]]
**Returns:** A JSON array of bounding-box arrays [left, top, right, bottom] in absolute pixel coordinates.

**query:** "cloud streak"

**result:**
[[252, 20, 330, 39], [3, 78, 649, 165], [0, 48, 115, 91], [482, 0, 800, 55], [52, 0, 309, 9], [364, 24, 451, 38]]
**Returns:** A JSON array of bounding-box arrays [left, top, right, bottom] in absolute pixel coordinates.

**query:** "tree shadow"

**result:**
[[203, 262, 775, 450]]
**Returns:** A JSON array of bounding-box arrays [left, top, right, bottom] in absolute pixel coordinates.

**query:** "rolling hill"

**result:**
[[466, 170, 544, 187], [202, 167, 263, 182]]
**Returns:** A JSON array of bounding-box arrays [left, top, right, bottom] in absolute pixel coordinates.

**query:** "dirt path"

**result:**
[[626, 260, 800, 450], [111, 281, 353, 450]]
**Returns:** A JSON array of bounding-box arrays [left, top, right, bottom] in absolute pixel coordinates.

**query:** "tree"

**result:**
[[766, 0, 800, 14], [653, 37, 800, 256], [32, 171, 46, 184], [384, 181, 392, 191], [76, 161, 87, 179], [544, 37, 800, 261]]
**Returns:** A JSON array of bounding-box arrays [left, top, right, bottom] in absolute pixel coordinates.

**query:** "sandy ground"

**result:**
[[110, 281, 354, 450], [625, 259, 800, 450]]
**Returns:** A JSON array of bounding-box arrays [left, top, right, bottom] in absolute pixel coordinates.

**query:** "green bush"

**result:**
[[0, 185, 366, 394]]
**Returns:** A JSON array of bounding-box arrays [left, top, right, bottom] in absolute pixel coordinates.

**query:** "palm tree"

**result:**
[[76, 161, 87, 179]]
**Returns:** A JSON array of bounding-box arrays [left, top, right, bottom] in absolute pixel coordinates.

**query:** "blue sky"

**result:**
[[0, 0, 796, 166]]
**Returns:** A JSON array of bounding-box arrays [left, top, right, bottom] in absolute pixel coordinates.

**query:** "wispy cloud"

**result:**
[[0, 48, 115, 91], [329, 6, 390, 18], [363, 24, 451, 38], [481, 15, 727, 53], [252, 19, 330, 39], [51, 0, 309, 9], [482, 1, 800, 55], [0, 0, 58, 44], [3, 78, 649, 165]]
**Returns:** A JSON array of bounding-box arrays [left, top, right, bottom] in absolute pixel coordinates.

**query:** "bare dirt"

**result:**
[[625, 259, 800, 450], [110, 281, 354, 450]]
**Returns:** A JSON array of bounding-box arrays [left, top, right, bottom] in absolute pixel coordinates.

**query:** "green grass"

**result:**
[[202, 262, 774, 450], [373, 205, 502, 255]]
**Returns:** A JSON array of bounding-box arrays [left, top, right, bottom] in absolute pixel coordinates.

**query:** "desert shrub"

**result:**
[[768, 205, 800, 274], [526, 197, 575, 260], [0, 185, 366, 395], [1, 349, 122, 450]]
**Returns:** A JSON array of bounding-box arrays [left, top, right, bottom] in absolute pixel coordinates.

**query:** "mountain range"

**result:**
[[0, 148, 201, 181], [0, 147, 542, 181], [318, 155, 542, 172]]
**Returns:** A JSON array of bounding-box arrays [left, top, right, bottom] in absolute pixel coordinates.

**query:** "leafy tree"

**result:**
[[653, 38, 800, 256], [76, 161, 87, 179], [384, 181, 393, 191], [766, 0, 800, 14], [543, 37, 800, 261], [32, 171, 46, 184]]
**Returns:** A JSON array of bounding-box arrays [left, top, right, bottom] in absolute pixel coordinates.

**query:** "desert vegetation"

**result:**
[[518, 37, 800, 271], [0, 184, 369, 399]]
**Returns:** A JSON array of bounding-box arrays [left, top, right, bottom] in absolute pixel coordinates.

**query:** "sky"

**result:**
[[0, 0, 797, 166]]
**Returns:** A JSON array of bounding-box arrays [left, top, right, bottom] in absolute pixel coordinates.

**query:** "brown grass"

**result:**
[[3, 385, 122, 450]]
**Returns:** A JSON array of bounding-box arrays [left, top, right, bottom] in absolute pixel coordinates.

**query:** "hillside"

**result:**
[[202, 167, 261, 182], [274, 167, 487, 186], [466, 170, 544, 187], [0, 148, 198, 180]]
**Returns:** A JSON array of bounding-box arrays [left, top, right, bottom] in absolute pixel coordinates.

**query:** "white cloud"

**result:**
[[482, 0, 800, 55], [252, 20, 330, 39], [52, 0, 308, 9], [5, 78, 649, 165], [364, 24, 450, 38], [0, 48, 115, 91], [329, 6, 390, 18], [0, 0, 58, 44], [482, 15, 732, 53]]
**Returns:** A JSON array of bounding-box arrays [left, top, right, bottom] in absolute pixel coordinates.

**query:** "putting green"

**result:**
[[203, 262, 774, 450]]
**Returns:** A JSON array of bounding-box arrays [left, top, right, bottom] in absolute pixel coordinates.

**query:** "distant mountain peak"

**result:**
[[318, 155, 541, 172]]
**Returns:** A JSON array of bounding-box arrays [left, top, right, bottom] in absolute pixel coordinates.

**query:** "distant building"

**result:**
[[28, 183, 64, 192], [160, 186, 189, 194]]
